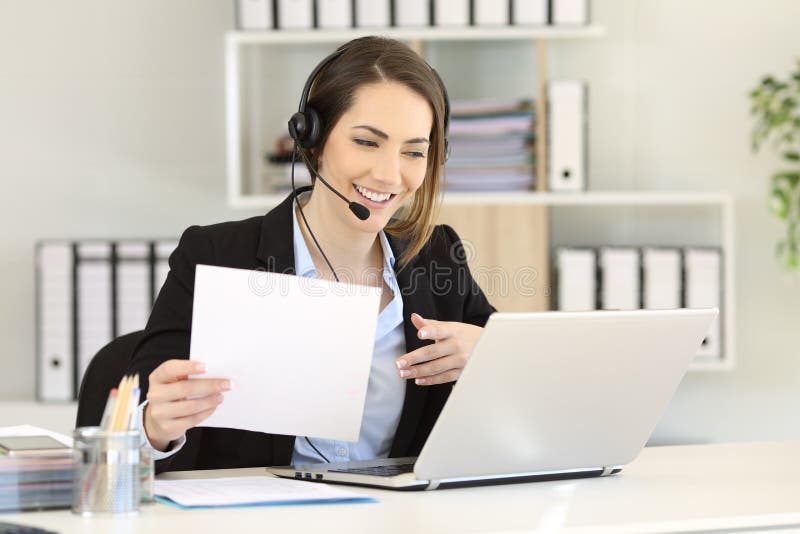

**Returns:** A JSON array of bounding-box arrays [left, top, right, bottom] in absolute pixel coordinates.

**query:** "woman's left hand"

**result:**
[[395, 313, 483, 386]]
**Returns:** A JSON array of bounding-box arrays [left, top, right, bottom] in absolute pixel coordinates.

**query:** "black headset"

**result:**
[[287, 46, 451, 162]]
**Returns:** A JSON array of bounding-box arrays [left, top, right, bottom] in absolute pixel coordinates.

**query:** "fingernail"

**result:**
[[419, 329, 427, 338], [396, 360, 407, 369], [415, 378, 427, 385], [220, 380, 231, 391], [194, 362, 206, 372], [399, 370, 411, 378]]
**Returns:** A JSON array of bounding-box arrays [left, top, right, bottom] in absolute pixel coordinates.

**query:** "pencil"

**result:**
[[110, 376, 130, 432], [99, 388, 118, 431]]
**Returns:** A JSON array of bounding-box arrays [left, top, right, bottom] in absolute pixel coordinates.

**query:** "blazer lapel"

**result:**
[[387, 234, 437, 457], [255, 188, 304, 275]]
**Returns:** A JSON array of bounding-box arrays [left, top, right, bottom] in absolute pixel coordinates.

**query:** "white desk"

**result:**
[[3, 440, 800, 533]]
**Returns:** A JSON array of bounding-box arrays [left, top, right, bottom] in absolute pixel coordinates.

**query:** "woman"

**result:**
[[127, 36, 495, 473]]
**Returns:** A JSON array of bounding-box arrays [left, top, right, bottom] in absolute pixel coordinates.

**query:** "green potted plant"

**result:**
[[749, 59, 800, 269]]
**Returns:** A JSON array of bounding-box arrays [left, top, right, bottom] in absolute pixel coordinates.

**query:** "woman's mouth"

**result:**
[[353, 184, 397, 208]]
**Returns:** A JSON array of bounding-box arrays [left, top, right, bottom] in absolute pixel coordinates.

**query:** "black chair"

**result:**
[[75, 330, 144, 428]]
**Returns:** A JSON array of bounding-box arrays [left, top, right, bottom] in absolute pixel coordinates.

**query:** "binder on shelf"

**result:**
[[642, 248, 682, 310], [513, 0, 548, 25], [154, 240, 178, 303], [555, 248, 596, 311], [116, 242, 151, 338], [354, 0, 390, 28], [547, 80, 587, 192], [236, 0, 274, 30], [599, 247, 640, 311], [276, 0, 313, 29], [36, 238, 179, 401], [75, 242, 114, 387], [316, 0, 352, 29], [433, 0, 469, 26], [36, 243, 74, 402], [684, 248, 722, 359], [551, 0, 589, 25], [474, 0, 510, 26], [394, 0, 429, 27]]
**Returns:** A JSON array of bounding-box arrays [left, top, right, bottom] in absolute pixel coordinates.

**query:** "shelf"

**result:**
[[227, 25, 606, 45], [230, 190, 734, 209]]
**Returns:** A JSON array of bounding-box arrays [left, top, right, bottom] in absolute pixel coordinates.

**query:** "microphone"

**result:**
[[296, 149, 371, 221]]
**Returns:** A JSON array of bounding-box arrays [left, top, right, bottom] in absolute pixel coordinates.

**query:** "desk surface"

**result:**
[[3, 440, 800, 533]]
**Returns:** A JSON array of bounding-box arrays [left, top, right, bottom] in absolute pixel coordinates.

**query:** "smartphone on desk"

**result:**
[[0, 435, 71, 457]]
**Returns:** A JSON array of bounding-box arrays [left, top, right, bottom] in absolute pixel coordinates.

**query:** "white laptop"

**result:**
[[268, 308, 717, 490]]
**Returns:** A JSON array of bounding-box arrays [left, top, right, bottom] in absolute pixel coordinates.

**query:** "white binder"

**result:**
[[474, 0, 509, 25], [237, 0, 273, 30], [316, 0, 352, 28], [433, 0, 468, 26], [395, 0, 429, 27], [552, 0, 589, 25], [556, 248, 596, 311], [277, 0, 313, 29], [512, 0, 548, 25], [36, 243, 74, 402], [642, 248, 682, 310], [116, 242, 151, 337], [154, 240, 179, 303], [684, 248, 722, 358], [599, 248, 640, 311], [547, 80, 587, 192], [355, 0, 390, 28], [76, 242, 114, 387]]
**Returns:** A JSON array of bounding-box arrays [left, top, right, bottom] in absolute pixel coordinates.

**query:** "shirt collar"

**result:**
[[291, 194, 396, 278]]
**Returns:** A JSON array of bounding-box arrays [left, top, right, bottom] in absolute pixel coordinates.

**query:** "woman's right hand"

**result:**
[[143, 359, 231, 452]]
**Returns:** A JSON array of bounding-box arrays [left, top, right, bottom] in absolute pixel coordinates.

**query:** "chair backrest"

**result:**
[[75, 330, 144, 428]]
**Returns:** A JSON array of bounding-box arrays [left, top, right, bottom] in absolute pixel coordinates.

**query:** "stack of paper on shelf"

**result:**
[[444, 99, 535, 192]]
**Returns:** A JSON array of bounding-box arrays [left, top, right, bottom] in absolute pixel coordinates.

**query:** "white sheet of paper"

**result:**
[[189, 265, 381, 441], [154, 476, 372, 507]]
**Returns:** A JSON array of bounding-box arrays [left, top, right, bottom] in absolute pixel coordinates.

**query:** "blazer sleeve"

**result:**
[[439, 224, 497, 327], [126, 225, 213, 470]]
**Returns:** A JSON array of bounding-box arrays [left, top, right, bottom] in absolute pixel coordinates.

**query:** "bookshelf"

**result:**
[[222, 26, 735, 371]]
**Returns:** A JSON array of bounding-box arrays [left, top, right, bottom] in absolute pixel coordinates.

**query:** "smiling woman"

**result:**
[[127, 36, 496, 473]]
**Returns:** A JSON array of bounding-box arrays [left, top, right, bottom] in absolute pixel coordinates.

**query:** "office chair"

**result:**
[[75, 330, 144, 428]]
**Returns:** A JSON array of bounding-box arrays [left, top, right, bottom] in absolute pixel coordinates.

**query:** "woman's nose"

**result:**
[[373, 154, 402, 187]]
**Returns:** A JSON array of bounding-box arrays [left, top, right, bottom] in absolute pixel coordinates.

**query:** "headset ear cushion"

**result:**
[[301, 107, 322, 149]]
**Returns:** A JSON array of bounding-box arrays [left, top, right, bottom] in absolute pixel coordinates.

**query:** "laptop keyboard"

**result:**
[[328, 463, 415, 477]]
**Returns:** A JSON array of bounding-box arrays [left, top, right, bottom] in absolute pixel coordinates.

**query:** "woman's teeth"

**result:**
[[355, 184, 392, 203]]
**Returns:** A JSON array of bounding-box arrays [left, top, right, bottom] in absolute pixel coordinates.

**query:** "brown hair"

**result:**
[[303, 36, 447, 269]]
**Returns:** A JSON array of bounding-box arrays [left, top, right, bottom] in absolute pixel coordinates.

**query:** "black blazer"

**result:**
[[127, 188, 496, 473]]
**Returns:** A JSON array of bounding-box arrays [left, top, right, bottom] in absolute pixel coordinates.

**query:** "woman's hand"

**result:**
[[143, 360, 231, 452], [395, 313, 483, 386]]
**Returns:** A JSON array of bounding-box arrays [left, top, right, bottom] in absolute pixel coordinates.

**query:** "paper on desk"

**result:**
[[154, 476, 376, 509], [190, 265, 381, 441]]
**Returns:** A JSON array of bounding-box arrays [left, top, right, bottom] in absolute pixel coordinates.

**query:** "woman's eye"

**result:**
[[405, 151, 426, 159], [353, 138, 377, 147]]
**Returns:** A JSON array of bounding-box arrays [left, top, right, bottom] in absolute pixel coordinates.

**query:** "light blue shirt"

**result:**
[[291, 201, 407, 464]]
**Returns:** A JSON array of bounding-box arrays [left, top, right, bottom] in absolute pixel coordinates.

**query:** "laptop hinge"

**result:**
[[425, 480, 441, 490], [600, 466, 615, 476]]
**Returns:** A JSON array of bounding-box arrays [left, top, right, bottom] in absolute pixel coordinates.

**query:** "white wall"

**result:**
[[1, 0, 799, 444]]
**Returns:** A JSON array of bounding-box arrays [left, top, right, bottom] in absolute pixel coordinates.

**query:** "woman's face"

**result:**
[[316, 81, 433, 234]]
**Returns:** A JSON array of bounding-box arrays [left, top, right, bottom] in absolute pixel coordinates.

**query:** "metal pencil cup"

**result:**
[[72, 427, 141, 516]]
